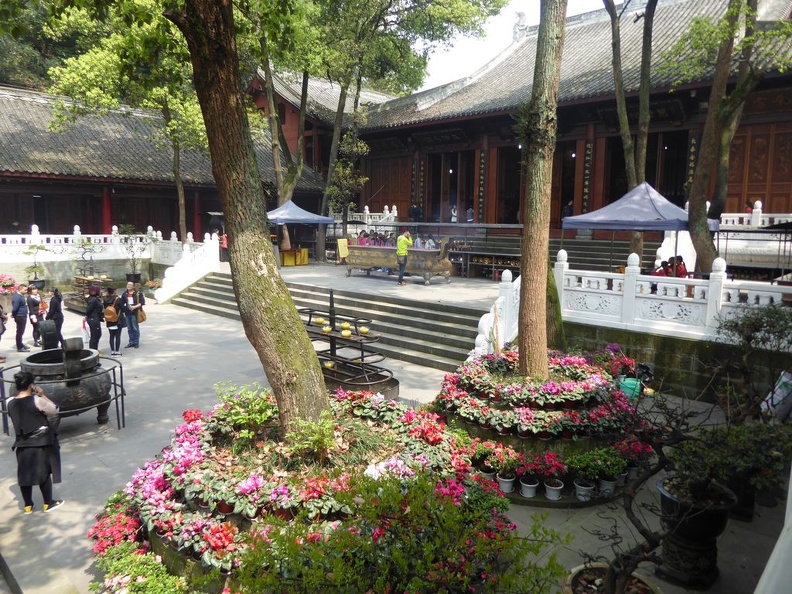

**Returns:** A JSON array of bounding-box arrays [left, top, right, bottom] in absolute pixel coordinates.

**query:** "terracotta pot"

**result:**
[[563, 563, 663, 593], [215, 501, 234, 515]]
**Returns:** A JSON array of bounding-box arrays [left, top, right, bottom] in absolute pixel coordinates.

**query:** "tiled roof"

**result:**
[[0, 85, 325, 191], [271, 0, 792, 131], [265, 70, 396, 123]]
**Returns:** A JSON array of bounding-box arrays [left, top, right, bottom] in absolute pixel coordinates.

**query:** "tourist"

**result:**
[[104, 287, 124, 357], [466, 206, 474, 223], [44, 288, 65, 348], [450, 205, 458, 223], [12, 283, 29, 352], [7, 371, 64, 515], [26, 285, 43, 347], [674, 255, 688, 278], [396, 230, 412, 286], [652, 261, 671, 277], [425, 234, 437, 249], [84, 285, 103, 351], [121, 281, 145, 349], [0, 302, 7, 363], [744, 200, 753, 214], [408, 202, 422, 222], [414, 234, 424, 249], [563, 200, 573, 219]]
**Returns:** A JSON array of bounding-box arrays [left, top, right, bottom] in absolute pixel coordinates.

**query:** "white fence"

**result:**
[[471, 250, 792, 357]]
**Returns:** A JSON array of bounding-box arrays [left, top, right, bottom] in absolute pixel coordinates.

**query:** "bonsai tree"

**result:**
[[23, 244, 50, 285], [714, 303, 792, 423], [117, 224, 152, 280]]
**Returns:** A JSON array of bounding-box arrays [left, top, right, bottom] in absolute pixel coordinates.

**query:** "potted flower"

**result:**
[[490, 409, 516, 435], [612, 436, 653, 480], [144, 278, 163, 296], [23, 244, 50, 289], [523, 451, 567, 501], [586, 447, 627, 496], [485, 444, 523, 493], [566, 450, 602, 501]]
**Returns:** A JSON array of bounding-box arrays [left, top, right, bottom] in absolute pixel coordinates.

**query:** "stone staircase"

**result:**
[[171, 272, 483, 372]]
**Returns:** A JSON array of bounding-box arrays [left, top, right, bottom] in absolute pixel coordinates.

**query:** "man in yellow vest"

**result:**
[[396, 230, 412, 286]]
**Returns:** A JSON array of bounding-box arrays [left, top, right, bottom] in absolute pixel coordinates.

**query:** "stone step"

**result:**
[[173, 272, 480, 372]]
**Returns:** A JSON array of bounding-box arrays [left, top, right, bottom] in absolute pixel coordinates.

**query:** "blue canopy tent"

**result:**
[[561, 182, 719, 271]]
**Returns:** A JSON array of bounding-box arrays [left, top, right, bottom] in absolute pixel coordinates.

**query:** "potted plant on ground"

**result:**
[[566, 450, 601, 502], [487, 444, 523, 493], [117, 224, 152, 283], [23, 244, 50, 289]]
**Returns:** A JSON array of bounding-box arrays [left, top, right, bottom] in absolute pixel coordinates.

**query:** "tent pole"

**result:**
[[672, 232, 679, 276], [609, 231, 615, 271]]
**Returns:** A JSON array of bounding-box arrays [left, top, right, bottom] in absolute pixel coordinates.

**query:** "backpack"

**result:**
[[103, 298, 119, 323]]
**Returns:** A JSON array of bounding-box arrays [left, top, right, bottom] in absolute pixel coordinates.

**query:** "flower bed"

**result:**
[[434, 347, 639, 440], [89, 384, 568, 593]]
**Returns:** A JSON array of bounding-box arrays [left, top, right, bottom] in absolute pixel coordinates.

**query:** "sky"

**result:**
[[421, 0, 606, 90]]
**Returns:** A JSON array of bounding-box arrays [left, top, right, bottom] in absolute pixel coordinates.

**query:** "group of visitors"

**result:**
[[408, 202, 474, 223], [4, 284, 63, 356], [413, 234, 437, 249], [84, 281, 146, 355], [354, 230, 396, 246], [651, 255, 689, 278]]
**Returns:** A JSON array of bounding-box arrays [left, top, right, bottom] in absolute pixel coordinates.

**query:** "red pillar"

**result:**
[[102, 186, 112, 233]]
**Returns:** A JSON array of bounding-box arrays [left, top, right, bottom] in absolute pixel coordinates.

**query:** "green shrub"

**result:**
[[234, 473, 567, 593], [89, 542, 191, 593]]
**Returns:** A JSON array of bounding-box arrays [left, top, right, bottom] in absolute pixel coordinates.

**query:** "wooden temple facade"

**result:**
[[251, 0, 792, 234]]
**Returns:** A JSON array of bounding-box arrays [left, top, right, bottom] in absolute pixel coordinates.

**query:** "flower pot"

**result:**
[[627, 464, 640, 482], [655, 477, 737, 589], [573, 478, 595, 502], [598, 477, 617, 497], [272, 507, 295, 521], [517, 429, 532, 440], [496, 473, 516, 494], [563, 562, 664, 594], [519, 476, 539, 499], [479, 466, 496, 481], [616, 471, 628, 487], [215, 501, 234, 515], [126, 273, 142, 283], [28, 279, 45, 290], [544, 479, 564, 501], [537, 430, 552, 441]]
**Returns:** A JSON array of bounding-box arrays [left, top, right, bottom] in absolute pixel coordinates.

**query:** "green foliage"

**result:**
[[567, 447, 627, 482], [658, 1, 792, 88], [671, 422, 792, 493], [235, 473, 568, 593], [717, 303, 792, 354], [205, 382, 279, 447], [285, 410, 336, 466], [89, 541, 190, 593]]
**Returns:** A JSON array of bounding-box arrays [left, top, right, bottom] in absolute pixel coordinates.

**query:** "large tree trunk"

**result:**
[[518, 0, 568, 378], [316, 82, 350, 262], [688, 0, 756, 273], [166, 0, 329, 435], [604, 0, 658, 261]]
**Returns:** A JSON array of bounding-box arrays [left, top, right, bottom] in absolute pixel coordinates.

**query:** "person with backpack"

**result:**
[[103, 287, 124, 357]]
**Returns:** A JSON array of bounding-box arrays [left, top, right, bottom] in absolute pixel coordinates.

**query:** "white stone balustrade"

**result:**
[[471, 251, 792, 357]]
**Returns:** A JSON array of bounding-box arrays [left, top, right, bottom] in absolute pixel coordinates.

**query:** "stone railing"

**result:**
[[333, 205, 400, 229], [154, 233, 221, 304], [470, 250, 792, 358]]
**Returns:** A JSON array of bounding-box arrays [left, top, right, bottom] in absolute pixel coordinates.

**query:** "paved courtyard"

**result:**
[[0, 262, 784, 593]]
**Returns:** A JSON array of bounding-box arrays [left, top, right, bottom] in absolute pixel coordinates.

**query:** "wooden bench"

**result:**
[[345, 238, 452, 285]]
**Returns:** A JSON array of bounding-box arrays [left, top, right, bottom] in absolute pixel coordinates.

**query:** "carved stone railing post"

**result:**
[[706, 257, 728, 328], [621, 253, 640, 324]]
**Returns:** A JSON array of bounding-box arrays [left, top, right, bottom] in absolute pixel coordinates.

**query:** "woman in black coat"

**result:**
[[84, 285, 103, 350], [45, 288, 65, 348], [8, 371, 63, 514]]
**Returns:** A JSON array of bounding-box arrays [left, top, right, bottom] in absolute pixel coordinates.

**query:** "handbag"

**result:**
[[137, 309, 147, 324], [81, 320, 91, 344], [396, 255, 407, 265]]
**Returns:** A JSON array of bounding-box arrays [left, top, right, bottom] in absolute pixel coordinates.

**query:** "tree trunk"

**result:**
[[316, 81, 350, 263], [687, 0, 749, 273], [166, 0, 329, 435], [518, 0, 568, 378], [605, 0, 658, 261]]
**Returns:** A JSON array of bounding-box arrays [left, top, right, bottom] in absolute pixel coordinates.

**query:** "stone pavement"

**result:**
[[0, 262, 783, 593]]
